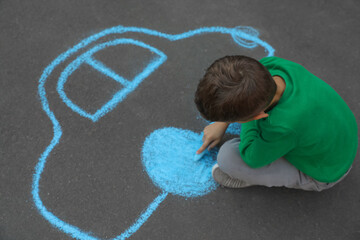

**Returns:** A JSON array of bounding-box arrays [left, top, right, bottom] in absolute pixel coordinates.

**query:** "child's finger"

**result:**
[[207, 140, 219, 150], [197, 140, 211, 154]]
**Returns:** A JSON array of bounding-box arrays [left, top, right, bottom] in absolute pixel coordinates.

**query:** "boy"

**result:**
[[194, 55, 358, 191]]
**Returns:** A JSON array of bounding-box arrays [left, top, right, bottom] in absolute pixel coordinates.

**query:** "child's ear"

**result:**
[[253, 112, 269, 120]]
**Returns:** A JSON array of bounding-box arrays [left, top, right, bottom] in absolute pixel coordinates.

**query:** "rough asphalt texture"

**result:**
[[1, 1, 359, 239]]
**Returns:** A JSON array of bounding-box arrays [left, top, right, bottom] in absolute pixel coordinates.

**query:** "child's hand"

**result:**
[[196, 122, 230, 154]]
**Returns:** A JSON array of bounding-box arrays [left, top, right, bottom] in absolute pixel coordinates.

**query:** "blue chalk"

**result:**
[[194, 150, 207, 161], [142, 127, 217, 198]]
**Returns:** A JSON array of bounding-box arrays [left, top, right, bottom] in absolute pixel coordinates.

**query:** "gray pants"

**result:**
[[217, 138, 351, 191]]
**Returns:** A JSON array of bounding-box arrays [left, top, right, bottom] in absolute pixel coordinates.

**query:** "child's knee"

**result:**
[[217, 138, 243, 172]]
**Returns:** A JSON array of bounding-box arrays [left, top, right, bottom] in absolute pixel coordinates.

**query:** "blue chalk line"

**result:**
[[32, 25, 275, 239], [57, 38, 166, 121]]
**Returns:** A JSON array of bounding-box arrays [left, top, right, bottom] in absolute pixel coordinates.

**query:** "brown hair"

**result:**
[[194, 55, 277, 122]]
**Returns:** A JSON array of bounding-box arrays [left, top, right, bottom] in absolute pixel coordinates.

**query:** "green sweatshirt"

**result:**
[[239, 56, 358, 183]]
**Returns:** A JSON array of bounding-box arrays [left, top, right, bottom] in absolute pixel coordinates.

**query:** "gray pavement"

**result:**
[[1, 1, 359, 239]]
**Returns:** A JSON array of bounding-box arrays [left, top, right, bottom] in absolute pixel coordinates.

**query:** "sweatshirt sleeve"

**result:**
[[239, 121, 297, 168]]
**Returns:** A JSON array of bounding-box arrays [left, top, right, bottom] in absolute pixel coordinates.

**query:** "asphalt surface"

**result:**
[[1, 1, 360, 239]]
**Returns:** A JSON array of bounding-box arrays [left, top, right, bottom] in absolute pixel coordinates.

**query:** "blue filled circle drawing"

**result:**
[[142, 127, 218, 198]]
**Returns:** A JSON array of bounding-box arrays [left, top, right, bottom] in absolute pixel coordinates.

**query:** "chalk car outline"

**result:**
[[32, 25, 274, 240]]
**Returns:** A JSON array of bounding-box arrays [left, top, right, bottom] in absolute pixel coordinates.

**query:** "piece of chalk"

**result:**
[[194, 150, 207, 161]]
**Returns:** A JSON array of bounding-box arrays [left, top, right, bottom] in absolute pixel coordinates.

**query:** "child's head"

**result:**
[[194, 55, 277, 123]]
